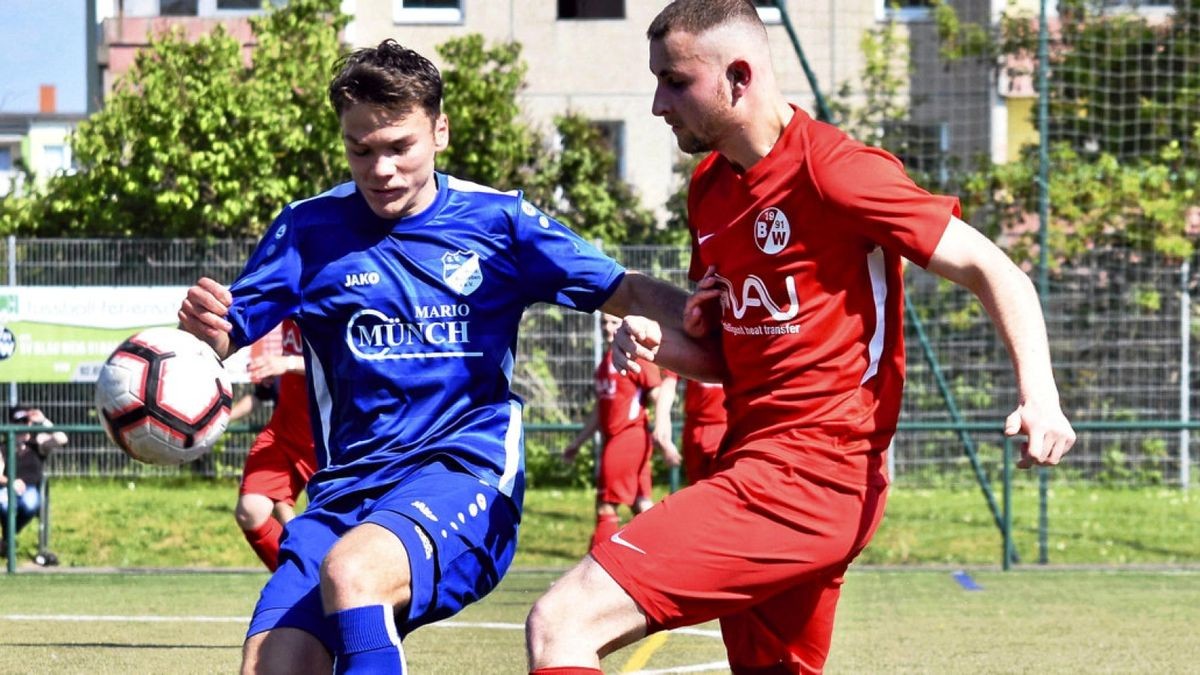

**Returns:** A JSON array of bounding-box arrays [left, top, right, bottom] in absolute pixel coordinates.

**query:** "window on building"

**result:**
[[752, 0, 781, 25], [160, 0, 199, 15], [42, 145, 67, 173], [0, 147, 12, 172], [1101, 0, 1174, 13], [215, 0, 263, 9], [590, 120, 626, 181], [393, 0, 463, 24], [558, 0, 625, 20], [879, 0, 933, 21]]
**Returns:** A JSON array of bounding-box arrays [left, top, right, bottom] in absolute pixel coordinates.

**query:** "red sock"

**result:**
[[589, 513, 620, 551], [242, 518, 283, 571], [530, 669, 603, 675]]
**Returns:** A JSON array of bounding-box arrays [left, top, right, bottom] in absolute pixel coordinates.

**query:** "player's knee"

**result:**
[[320, 535, 414, 612], [319, 546, 373, 598], [235, 493, 274, 530], [525, 573, 594, 653]]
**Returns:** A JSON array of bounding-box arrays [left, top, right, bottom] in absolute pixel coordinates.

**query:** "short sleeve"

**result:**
[[513, 198, 625, 312], [226, 207, 303, 349], [811, 140, 960, 268]]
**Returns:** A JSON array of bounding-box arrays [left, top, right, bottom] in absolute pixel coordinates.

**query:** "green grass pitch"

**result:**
[[2, 567, 1198, 673]]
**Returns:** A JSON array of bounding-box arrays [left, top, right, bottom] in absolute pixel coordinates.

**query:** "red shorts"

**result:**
[[595, 424, 653, 506], [239, 424, 317, 506], [591, 440, 887, 673], [681, 420, 726, 484]]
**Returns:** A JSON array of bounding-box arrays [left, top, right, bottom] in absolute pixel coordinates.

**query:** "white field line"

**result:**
[[1, 614, 727, 673]]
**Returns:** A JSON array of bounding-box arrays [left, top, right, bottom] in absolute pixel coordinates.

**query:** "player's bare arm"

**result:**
[[925, 215, 1076, 468], [651, 375, 681, 465], [603, 272, 725, 381], [177, 277, 236, 359], [562, 407, 599, 464]]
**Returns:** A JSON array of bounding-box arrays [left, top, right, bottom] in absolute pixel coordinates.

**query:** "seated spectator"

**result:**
[[0, 406, 68, 562]]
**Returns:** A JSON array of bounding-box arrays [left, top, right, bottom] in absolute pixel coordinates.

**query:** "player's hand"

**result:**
[[652, 425, 680, 466], [178, 277, 233, 338], [561, 444, 579, 465], [612, 316, 662, 375], [178, 277, 234, 355], [660, 443, 682, 468], [683, 266, 723, 339], [248, 355, 292, 383], [1004, 399, 1076, 469]]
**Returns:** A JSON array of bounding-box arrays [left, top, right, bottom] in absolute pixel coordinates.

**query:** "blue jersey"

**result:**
[[226, 174, 625, 512]]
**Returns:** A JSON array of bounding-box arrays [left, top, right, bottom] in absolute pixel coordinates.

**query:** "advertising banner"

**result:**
[[0, 287, 250, 382]]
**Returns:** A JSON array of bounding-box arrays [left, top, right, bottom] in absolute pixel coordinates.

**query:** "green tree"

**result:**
[[436, 33, 665, 245], [436, 35, 541, 193], [0, 0, 347, 238]]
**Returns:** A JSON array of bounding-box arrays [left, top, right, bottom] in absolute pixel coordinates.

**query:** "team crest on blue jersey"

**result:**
[[442, 250, 483, 296]]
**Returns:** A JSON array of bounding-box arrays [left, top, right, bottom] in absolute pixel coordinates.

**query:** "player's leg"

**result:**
[[320, 523, 413, 674], [242, 628, 331, 675], [526, 554, 650, 671], [720, 481, 887, 673], [272, 440, 316, 527], [528, 448, 883, 671], [321, 461, 521, 673], [599, 427, 654, 522], [591, 500, 621, 551], [242, 505, 344, 674], [273, 501, 297, 524], [237, 428, 292, 570], [14, 483, 40, 533], [632, 429, 655, 515], [718, 574, 844, 674]]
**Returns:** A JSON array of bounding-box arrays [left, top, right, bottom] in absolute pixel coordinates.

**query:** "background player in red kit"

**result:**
[[526, 1, 1077, 672], [563, 313, 681, 551], [679, 377, 727, 483], [231, 318, 316, 571]]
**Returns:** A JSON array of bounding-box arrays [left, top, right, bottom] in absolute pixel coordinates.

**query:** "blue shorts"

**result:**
[[245, 460, 520, 650]]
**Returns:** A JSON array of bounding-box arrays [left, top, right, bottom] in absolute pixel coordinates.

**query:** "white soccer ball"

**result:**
[[95, 327, 232, 466]]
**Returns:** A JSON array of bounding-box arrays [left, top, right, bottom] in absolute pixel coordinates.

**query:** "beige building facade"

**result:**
[[343, 1, 883, 218]]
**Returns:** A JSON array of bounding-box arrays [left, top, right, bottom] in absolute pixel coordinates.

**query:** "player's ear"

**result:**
[[434, 113, 450, 152], [727, 60, 751, 99]]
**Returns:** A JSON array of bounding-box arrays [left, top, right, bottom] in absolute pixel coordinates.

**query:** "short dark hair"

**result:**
[[9, 405, 32, 424], [328, 39, 443, 119], [647, 0, 764, 41]]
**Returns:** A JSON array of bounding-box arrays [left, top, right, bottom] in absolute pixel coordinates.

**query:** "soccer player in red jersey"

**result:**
[[679, 377, 727, 483], [231, 318, 317, 571], [563, 314, 681, 551], [526, 2, 1077, 673]]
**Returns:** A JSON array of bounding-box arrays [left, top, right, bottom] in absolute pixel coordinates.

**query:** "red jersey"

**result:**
[[683, 380, 727, 425], [266, 318, 311, 448], [594, 351, 661, 439], [687, 107, 957, 479]]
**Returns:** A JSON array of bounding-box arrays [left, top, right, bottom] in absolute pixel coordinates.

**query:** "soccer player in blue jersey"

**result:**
[[177, 40, 684, 674]]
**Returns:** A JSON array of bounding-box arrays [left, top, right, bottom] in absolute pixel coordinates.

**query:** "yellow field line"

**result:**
[[620, 631, 669, 672]]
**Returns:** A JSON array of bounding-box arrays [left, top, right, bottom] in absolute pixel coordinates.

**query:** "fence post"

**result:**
[[1181, 261, 1191, 490], [1003, 435, 1013, 571], [5, 428, 17, 574], [6, 236, 16, 410]]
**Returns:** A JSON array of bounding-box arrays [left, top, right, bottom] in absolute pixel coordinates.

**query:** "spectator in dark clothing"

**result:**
[[0, 406, 68, 551]]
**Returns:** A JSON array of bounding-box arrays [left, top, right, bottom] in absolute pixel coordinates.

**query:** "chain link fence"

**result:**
[[2, 238, 1197, 488]]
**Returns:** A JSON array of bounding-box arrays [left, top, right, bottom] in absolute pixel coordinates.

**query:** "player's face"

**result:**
[[649, 31, 733, 154], [602, 313, 622, 343], [341, 102, 449, 220]]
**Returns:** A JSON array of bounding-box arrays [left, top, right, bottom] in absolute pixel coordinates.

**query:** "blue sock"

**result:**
[[331, 604, 406, 675]]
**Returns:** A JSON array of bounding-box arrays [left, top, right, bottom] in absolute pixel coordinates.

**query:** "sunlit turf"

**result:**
[[2, 568, 1198, 673], [6, 478, 1195, 569]]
